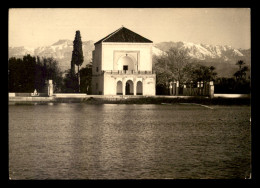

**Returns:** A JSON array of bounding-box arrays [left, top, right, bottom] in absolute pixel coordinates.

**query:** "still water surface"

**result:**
[[9, 103, 251, 179]]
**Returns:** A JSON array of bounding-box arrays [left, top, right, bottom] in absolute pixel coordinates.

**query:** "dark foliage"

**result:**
[[153, 48, 217, 95], [79, 64, 92, 94], [214, 77, 250, 94], [71, 30, 84, 92], [215, 60, 250, 94], [62, 69, 79, 93], [8, 55, 63, 93]]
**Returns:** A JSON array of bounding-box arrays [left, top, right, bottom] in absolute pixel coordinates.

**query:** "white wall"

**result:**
[[92, 43, 104, 94], [102, 43, 152, 71], [102, 74, 156, 96], [91, 42, 155, 95], [117, 56, 135, 71], [114, 51, 138, 71], [91, 75, 104, 95], [103, 74, 116, 95], [92, 43, 102, 75], [143, 77, 156, 95]]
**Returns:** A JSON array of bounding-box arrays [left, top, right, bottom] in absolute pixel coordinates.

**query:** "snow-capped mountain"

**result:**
[[154, 41, 250, 77], [9, 40, 95, 72], [152, 46, 165, 56], [154, 41, 250, 64], [9, 46, 35, 57], [8, 40, 250, 77]]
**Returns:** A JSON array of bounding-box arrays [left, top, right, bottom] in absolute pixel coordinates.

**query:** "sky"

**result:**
[[9, 8, 251, 49]]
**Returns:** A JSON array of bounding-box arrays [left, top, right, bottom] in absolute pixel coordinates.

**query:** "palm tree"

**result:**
[[241, 66, 249, 79], [209, 66, 217, 81], [236, 60, 245, 71], [234, 71, 241, 80], [209, 66, 216, 72]]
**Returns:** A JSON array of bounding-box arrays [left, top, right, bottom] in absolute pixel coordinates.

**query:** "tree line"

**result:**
[[8, 30, 92, 94], [214, 60, 250, 94], [153, 47, 250, 95], [8, 54, 92, 94], [8, 33, 250, 95], [8, 55, 63, 93]]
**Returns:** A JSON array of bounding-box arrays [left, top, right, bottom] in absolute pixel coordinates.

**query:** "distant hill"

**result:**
[[154, 41, 251, 77], [9, 40, 250, 77], [9, 40, 95, 72], [154, 41, 250, 64]]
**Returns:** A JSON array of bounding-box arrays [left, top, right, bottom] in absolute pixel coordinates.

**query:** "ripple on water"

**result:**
[[9, 104, 251, 179]]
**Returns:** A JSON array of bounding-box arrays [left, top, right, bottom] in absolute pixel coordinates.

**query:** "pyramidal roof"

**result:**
[[94, 27, 153, 45]]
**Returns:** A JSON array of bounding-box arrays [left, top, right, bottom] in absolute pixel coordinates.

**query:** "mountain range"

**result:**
[[9, 40, 95, 72], [154, 41, 251, 77], [154, 41, 250, 63], [8, 40, 251, 77]]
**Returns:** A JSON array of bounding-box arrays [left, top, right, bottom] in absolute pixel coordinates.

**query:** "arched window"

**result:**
[[116, 81, 123, 95], [136, 81, 143, 95]]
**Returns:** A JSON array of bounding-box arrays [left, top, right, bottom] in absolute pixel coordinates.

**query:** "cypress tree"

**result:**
[[71, 60, 75, 75], [71, 30, 84, 92]]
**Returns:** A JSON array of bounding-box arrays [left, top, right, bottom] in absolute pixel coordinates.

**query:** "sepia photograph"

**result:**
[[8, 8, 251, 179]]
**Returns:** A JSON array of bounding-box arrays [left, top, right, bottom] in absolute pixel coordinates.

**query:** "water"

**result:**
[[8, 103, 251, 179]]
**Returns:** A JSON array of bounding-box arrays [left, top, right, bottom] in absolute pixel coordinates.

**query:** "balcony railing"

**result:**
[[102, 70, 156, 75]]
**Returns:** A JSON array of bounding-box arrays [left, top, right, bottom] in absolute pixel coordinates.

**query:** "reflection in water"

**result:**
[[9, 104, 251, 179]]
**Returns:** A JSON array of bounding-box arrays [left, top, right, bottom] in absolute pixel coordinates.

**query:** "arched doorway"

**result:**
[[125, 80, 133, 95], [136, 81, 143, 95], [116, 81, 123, 95]]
